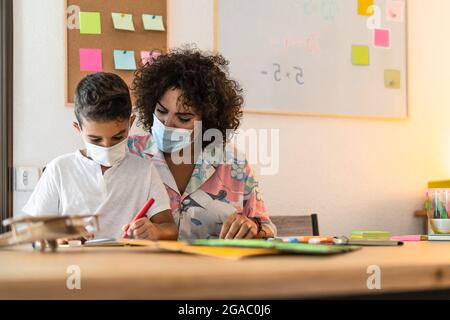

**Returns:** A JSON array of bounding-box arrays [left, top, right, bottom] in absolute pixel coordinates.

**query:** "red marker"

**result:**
[[121, 198, 155, 238]]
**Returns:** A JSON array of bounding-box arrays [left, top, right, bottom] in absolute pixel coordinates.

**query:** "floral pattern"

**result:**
[[128, 134, 277, 240]]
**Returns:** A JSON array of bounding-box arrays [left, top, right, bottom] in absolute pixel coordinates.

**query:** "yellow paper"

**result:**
[[79, 12, 101, 34], [157, 241, 278, 260], [352, 45, 369, 65], [142, 14, 165, 31], [358, 0, 374, 16], [384, 69, 401, 89], [82, 239, 277, 259], [112, 13, 135, 31], [180, 246, 279, 260]]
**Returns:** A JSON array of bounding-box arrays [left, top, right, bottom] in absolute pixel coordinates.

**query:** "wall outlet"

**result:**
[[15, 167, 41, 191]]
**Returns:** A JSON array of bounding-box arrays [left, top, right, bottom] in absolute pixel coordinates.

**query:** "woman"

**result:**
[[129, 47, 276, 240]]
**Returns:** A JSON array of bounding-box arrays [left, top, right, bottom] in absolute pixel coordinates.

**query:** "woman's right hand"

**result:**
[[219, 213, 259, 239]]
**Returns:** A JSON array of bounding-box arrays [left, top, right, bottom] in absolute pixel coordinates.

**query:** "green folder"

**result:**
[[190, 239, 361, 256]]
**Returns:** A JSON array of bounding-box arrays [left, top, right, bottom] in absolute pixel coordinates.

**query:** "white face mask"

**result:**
[[152, 114, 194, 153], [85, 138, 129, 167]]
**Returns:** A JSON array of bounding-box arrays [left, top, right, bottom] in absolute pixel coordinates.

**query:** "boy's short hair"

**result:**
[[74, 72, 132, 127]]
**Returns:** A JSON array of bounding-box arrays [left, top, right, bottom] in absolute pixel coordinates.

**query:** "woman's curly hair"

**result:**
[[132, 46, 243, 148]]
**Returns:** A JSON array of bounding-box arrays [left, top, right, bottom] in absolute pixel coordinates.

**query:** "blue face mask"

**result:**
[[152, 114, 193, 153]]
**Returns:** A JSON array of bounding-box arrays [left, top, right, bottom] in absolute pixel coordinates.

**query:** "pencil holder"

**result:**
[[426, 188, 450, 220], [426, 181, 450, 240], [429, 219, 450, 233]]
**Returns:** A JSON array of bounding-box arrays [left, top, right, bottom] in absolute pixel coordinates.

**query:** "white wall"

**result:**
[[13, 0, 450, 236]]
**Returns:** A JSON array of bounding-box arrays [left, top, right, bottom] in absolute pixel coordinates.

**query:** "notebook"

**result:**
[[334, 236, 403, 246], [83, 238, 158, 247], [83, 238, 278, 259], [190, 239, 361, 255]]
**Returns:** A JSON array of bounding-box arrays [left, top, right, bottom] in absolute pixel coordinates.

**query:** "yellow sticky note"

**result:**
[[352, 45, 369, 65], [142, 14, 165, 31], [384, 69, 401, 89], [358, 0, 374, 16], [112, 13, 135, 31], [79, 12, 101, 34]]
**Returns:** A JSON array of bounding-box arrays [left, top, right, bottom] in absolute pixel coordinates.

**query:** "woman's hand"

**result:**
[[122, 218, 160, 240], [220, 213, 259, 239]]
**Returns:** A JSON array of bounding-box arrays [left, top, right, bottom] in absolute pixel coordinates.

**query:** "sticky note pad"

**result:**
[[384, 69, 401, 89], [374, 28, 391, 48], [113, 50, 137, 70], [142, 14, 165, 31], [79, 12, 101, 34], [386, 0, 405, 22], [358, 0, 374, 16], [350, 231, 391, 240], [112, 13, 135, 31], [140, 50, 161, 65], [79, 48, 102, 72], [352, 45, 369, 65]]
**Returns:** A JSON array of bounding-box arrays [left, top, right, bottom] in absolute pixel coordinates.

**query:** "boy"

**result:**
[[23, 72, 177, 241]]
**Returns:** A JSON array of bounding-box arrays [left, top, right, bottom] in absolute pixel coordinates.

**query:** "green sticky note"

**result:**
[[112, 13, 135, 31], [142, 14, 165, 31], [384, 69, 401, 89], [352, 45, 369, 65], [79, 12, 101, 35]]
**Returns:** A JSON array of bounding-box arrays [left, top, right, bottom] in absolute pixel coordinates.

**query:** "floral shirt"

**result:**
[[128, 134, 276, 240]]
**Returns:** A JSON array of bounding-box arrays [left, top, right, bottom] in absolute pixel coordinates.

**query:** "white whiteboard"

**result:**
[[217, 0, 407, 119]]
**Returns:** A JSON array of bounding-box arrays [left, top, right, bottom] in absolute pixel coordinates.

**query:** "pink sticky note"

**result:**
[[140, 50, 161, 65], [386, 0, 405, 22], [390, 235, 421, 242], [374, 28, 391, 48], [79, 48, 103, 72]]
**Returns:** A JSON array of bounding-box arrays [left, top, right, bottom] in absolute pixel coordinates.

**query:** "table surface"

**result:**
[[1, 241, 450, 299]]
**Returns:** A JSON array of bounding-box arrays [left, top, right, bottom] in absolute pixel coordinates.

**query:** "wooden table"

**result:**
[[1, 242, 450, 299]]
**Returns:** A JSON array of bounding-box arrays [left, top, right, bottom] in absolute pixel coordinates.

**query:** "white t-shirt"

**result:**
[[22, 150, 171, 239]]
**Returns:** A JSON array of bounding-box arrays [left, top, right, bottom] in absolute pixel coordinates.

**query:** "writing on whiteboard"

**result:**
[[269, 32, 320, 54], [261, 63, 305, 85], [298, 0, 339, 21]]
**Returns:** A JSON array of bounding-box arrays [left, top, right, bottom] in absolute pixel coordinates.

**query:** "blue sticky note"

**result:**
[[113, 50, 136, 70]]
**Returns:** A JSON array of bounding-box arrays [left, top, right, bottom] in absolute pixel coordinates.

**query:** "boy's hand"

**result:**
[[57, 233, 94, 245], [121, 218, 160, 240]]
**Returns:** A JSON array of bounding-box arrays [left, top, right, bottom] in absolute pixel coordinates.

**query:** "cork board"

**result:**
[[65, 0, 169, 105]]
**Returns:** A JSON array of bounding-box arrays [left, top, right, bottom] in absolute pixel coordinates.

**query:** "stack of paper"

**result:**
[[80, 238, 361, 260]]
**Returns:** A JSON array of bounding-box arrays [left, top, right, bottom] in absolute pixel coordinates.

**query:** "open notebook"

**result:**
[[82, 238, 278, 260], [81, 238, 360, 259]]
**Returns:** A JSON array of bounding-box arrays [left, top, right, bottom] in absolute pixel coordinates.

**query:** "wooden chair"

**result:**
[[270, 214, 320, 237], [415, 209, 428, 234]]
